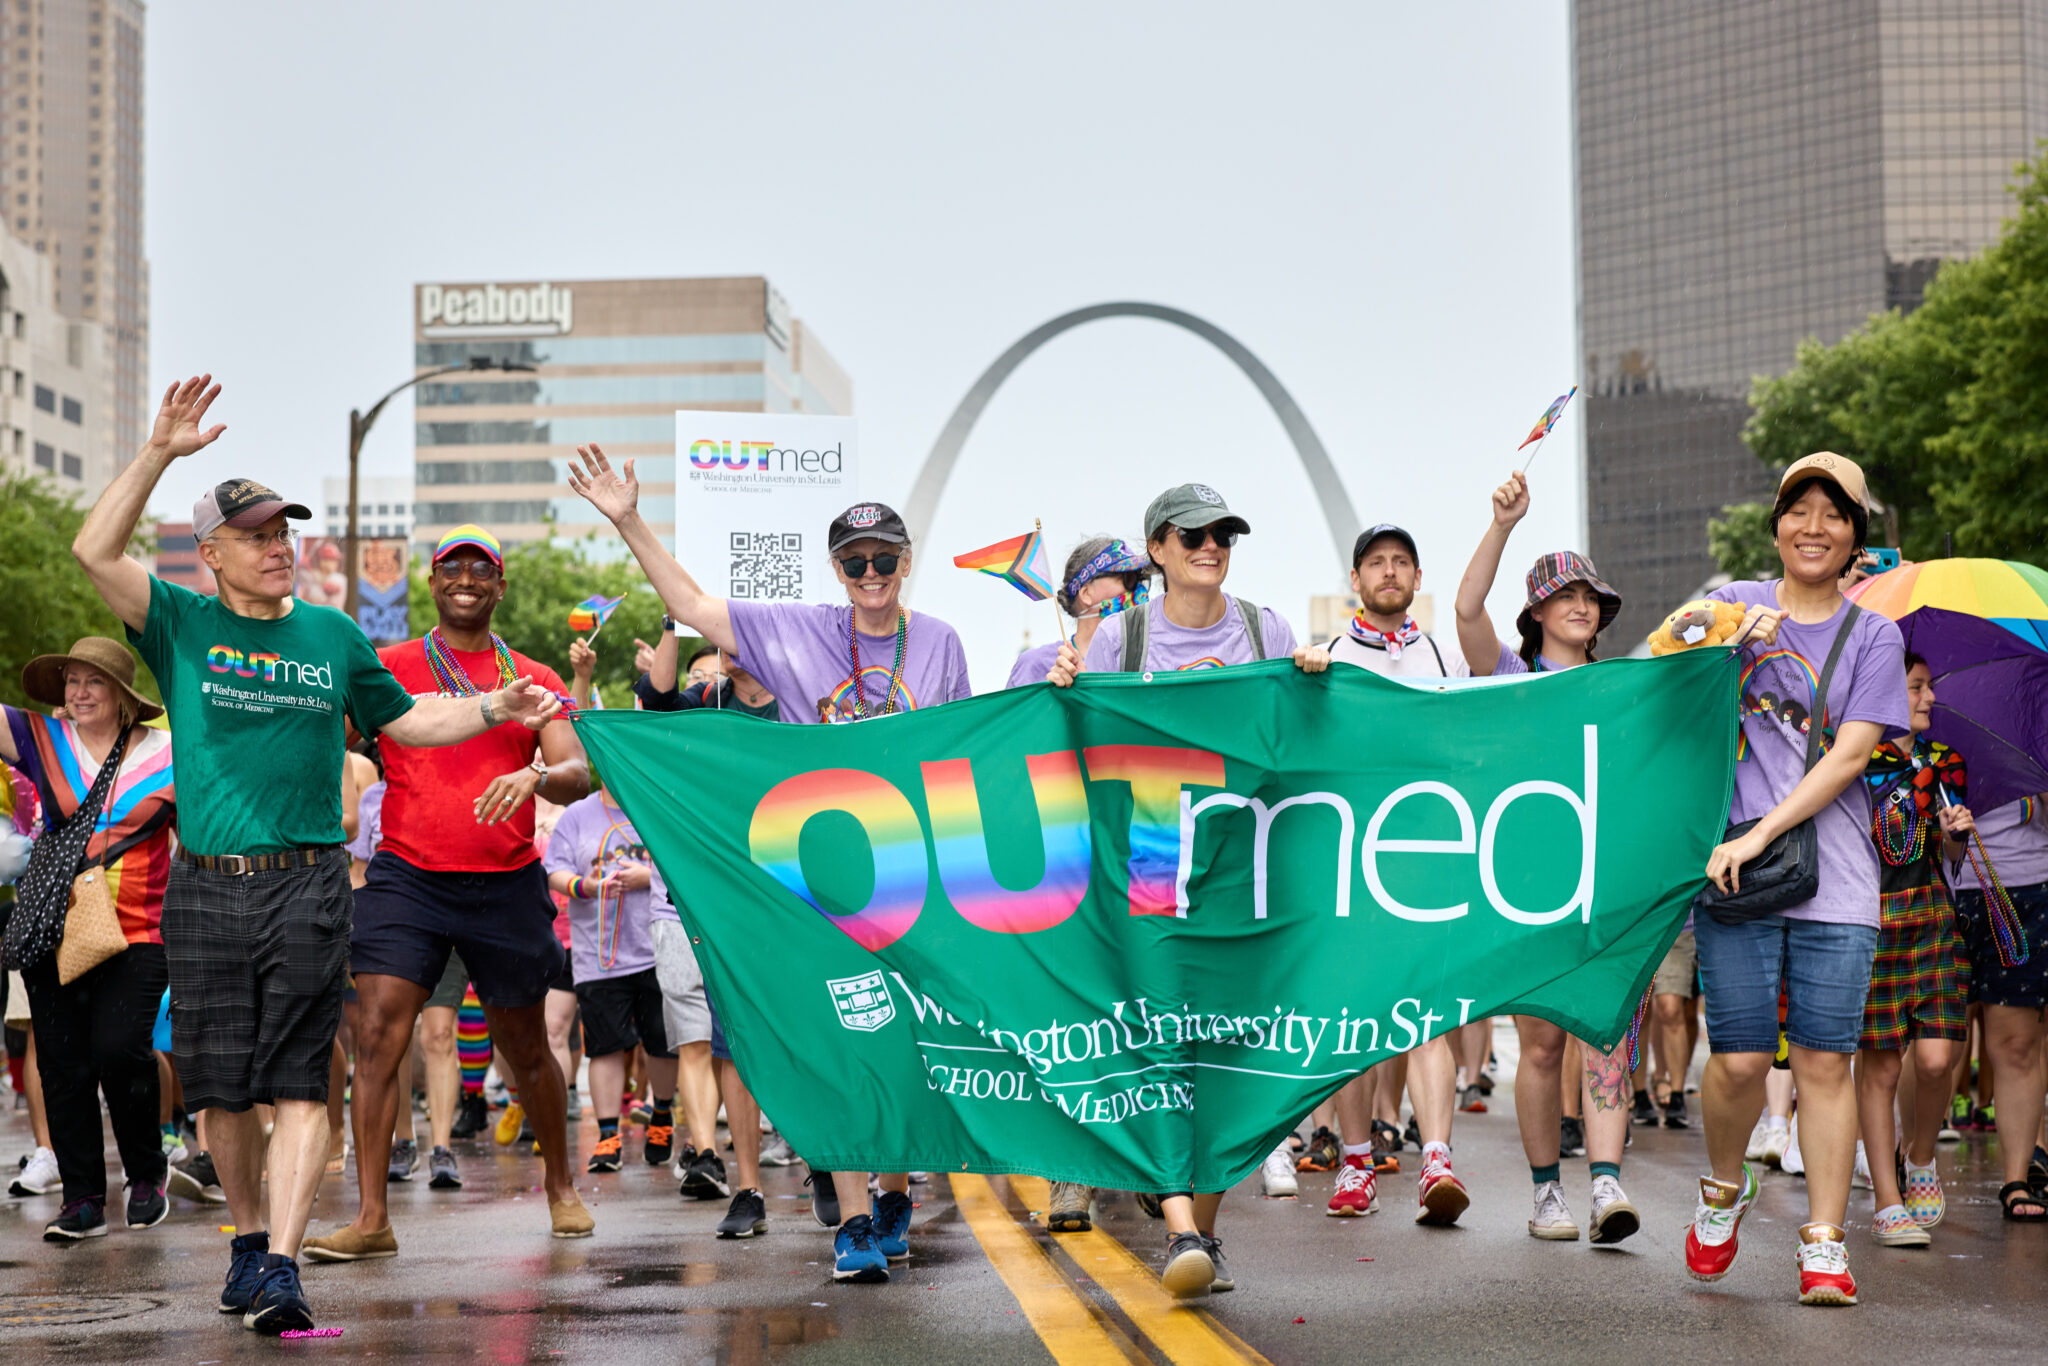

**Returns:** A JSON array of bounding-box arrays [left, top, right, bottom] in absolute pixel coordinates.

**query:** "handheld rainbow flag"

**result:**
[[953, 528, 1058, 602], [568, 594, 625, 633], [1519, 386, 1577, 450]]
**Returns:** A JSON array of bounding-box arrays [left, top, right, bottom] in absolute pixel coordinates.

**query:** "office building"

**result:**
[[1574, 0, 2048, 644], [0, 226, 108, 494], [323, 474, 415, 542], [411, 276, 851, 556], [150, 518, 212, 594], [0, 0, 147, 471]]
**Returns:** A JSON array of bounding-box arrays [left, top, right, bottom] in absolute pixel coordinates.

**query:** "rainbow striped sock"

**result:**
[[456, 986, 491, 1096]]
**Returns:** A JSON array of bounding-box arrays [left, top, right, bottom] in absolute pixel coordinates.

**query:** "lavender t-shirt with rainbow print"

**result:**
[[1082, 594, 1297, 674], [1710, 580, 1909, 928], [728, 601, 973, 725]]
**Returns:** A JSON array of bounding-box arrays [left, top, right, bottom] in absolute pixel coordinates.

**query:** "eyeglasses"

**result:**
[[213, 528, 298, 550], [1171, 525, 1237, 551], [434, 558, 501, 581], [838, 552, 902, 579]]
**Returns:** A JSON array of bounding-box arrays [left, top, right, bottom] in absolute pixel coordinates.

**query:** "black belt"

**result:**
[[177, 845, 336, 876]]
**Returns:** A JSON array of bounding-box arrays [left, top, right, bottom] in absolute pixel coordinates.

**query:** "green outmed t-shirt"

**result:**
[[128, 576, 416, 855]]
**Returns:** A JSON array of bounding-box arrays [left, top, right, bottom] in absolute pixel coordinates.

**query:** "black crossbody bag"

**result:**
[[1693, 605, 1861, 925]]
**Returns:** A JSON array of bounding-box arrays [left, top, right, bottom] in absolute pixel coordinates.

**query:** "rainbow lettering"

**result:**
[[922, 751, 1091, 934], [205, 646, 284, 681], [1082, 745, 1227, 916], [748, 768, 928, 951], [688, 438, 776, 470]]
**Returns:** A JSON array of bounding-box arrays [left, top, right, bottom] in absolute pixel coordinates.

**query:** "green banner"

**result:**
[[575, 650, 1738, 1193]]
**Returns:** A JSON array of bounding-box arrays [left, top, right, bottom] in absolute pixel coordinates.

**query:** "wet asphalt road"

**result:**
[[4, 1022, 2046, 1364]]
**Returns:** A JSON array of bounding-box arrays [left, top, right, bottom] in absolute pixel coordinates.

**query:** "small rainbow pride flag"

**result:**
[[568, 593, 625, 632], [953, 529, 1057, 602], [1518, 386, 1578, 450]]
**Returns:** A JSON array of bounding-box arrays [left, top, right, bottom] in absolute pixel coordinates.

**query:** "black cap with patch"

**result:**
[[828, 502, 910, 554], [1352, 523, 1419, 568]]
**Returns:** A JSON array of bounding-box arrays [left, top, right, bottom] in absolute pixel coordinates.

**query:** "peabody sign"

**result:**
[[418, 282, 574, 338]]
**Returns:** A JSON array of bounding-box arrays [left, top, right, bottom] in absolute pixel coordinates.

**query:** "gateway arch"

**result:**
[[901, 302, 1358, 580]]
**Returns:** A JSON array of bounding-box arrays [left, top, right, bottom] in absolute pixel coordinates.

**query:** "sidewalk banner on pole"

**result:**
[[672, 411, 858, 607]]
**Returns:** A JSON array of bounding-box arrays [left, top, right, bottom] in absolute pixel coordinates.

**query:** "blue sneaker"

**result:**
[[873, 1190, 913, 1262], [832, 1214, 890, 1283], [219, 1231, 270, 1314], [243, 1254, 315, 1334]]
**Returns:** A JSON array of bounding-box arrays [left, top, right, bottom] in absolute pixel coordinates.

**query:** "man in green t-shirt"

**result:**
[[70, 374, 569, 1336]]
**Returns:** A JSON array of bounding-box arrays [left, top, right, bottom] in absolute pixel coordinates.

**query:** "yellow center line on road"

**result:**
[[949, 1173, 1135, 1365], [1008, 1176, 1273, 1366]]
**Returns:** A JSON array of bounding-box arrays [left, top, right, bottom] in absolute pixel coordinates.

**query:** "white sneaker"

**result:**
[[1745, 1116, 1773, 1161], [1780, 1113, 1805, 1176], [161, 1131, 189, 1166], [1851, 1141, 1871, 1190], [1528, 1179, 1580, 1240], [758, 1130, 796, 1167], [9, 1146, 59, 1196], [1260, 1143, 1299, 1198], [1760, 1117, 1791, 1168], [1588, 1173, 1640, 1244]]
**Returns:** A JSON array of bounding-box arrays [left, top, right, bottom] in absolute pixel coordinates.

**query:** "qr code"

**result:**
[[729, 531, 804, 599]]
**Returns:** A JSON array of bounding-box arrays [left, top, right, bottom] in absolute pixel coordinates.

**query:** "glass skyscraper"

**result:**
[[1574, 0, 2048, 644]]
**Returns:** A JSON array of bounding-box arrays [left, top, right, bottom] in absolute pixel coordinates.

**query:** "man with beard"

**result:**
[[303, 525, 595, 1267], [1318, 524, 1475, 1228]]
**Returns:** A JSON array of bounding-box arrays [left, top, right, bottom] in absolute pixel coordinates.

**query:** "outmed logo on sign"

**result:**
[[826, 972, 895, 1031]]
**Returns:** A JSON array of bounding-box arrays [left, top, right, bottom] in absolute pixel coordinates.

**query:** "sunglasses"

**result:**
[[838, 553, 902, 579], [434, 558, 501, 581], [1171, 524, 1237, 551]]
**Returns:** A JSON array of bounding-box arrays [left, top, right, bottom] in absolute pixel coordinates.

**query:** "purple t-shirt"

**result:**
[[542, 792, 659, 980], [728, 601, 972, 724], [1005, 640, 1065, 690], [347, 781, 385, 862], [1951, 797, 2048, 892], [1082, 594, 1298, 673], [1478, 643, 1567, 677], [1710, 580, 1910, 927]]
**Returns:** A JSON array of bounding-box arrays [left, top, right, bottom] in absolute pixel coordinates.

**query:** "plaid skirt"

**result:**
[[1858, 881, 1968, 1052]]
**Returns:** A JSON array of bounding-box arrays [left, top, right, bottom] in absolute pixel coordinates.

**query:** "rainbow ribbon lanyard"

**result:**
[[593, 797, 636, 972]]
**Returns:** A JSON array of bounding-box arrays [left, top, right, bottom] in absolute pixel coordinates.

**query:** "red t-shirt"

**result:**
[[374, 637, 568, 873]]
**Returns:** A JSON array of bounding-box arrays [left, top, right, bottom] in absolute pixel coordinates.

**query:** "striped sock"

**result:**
[[456, 986, 491, 1096]]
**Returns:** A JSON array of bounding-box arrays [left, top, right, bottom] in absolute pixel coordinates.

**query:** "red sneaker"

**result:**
[[1326, 1154, 1380, 1217], [1796, 1223, 1858, 1305], [1683, 1165, 1758, 1281], [1415, 1149, 1468, 1226]]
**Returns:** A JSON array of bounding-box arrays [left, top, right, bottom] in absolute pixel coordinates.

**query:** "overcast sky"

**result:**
[[148, 2, 1578, 690]]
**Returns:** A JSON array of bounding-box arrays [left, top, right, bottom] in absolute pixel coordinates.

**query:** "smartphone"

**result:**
[[1865, 547, 1901, 574]]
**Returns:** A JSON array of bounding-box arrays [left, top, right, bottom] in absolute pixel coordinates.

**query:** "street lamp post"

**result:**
[[344, 356, 537, 619]]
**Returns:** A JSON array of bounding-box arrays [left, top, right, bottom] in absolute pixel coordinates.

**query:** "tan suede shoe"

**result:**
[[551, 1197, 595, 1239], [301, 1224, 398, 1262]]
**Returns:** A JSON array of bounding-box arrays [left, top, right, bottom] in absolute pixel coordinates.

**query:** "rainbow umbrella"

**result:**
[[1847, 557, 2048, 650]]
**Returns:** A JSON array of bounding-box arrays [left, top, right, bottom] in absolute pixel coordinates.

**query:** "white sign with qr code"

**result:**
[[673, 412, 859, 606]]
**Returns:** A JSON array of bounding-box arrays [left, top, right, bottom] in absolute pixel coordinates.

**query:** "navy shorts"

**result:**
[[349, 852, 564, 1011], [575, 969, 674, 1059], [1694, 912, 1879, 1055], [1954, 881, 2048, 1009]]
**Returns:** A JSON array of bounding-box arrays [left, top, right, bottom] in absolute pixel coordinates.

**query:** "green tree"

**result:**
[[1704, 501, 1778, 583], [0, 471, 160, 712], [1721, 145, 2048, 576], [407, 529, 696, 704]]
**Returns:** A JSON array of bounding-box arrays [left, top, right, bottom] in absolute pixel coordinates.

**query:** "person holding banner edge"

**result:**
[[1006, 537, 1151, 692], [1047, 481, 1320, 1300], [1454, 470, 1643, 1245], [566, 442, 972, 1285], [1690, 452, 1908, 1306]]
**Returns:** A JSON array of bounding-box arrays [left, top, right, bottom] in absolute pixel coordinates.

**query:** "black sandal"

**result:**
[[1999, 1181, 2047, 1221]]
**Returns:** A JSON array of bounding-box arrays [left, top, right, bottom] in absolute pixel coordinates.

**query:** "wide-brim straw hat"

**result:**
[[21, 636, 163, 722]]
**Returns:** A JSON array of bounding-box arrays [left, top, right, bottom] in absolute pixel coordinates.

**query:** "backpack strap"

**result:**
[[1122, 596, 1152, 671], [1234, 597, 1265, 659]]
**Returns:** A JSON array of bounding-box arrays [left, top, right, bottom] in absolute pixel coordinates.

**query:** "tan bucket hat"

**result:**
[[21, 636, 163, 723]]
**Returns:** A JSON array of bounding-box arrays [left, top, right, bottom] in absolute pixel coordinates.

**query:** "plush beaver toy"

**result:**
[[1648, 598, 1748, 655]]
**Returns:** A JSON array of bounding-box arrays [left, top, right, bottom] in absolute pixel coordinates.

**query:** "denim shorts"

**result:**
[[1693, 913, 1879, 1054]]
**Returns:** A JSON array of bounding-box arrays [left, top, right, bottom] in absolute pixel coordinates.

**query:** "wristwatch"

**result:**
[[529, 752, 548, 781], [662, 615, 677, 633]]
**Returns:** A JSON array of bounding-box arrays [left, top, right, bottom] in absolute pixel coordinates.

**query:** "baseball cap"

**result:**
[[1352, 523, 1419, 568], [827, 502, 910, 554], [1777, 451, 1868, 507], [1143, 483, 1249, 541], [433, 524, 503, 568], [191, 479, 311, 541]]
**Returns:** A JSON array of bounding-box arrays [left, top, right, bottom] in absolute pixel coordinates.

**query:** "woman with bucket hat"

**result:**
[[1453, 470, 1644, 1248], [1, 636, 177, 1241]]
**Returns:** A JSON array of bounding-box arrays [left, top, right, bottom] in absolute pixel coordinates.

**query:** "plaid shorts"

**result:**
[[1858, 882, 1968, 1052], [161, 845, 352, 1113]]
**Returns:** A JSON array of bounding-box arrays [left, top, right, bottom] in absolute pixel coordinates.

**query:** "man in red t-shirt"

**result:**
[[303, 526, 594, 1261]]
